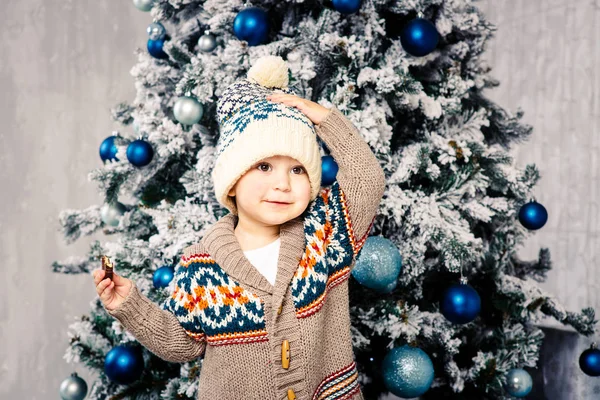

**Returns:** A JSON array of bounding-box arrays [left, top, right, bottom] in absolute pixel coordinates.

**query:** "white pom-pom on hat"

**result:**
[[247, 55, 289, 89]]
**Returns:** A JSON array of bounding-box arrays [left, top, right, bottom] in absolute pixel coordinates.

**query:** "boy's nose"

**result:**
[[272, 173, 291, 191]]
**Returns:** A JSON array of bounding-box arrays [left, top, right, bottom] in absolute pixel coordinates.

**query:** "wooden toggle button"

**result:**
[[281, 339, 290, 369]]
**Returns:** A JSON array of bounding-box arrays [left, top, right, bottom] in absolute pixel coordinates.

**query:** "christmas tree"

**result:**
[[54, 0, 598, 399]]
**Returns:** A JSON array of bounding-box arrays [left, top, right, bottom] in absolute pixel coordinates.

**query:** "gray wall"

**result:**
[[1, 0, 598, 398], [0, 1, 147, 398]]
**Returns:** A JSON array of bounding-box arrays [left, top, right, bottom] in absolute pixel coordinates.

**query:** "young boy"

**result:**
[[93, 55, 386, 400]]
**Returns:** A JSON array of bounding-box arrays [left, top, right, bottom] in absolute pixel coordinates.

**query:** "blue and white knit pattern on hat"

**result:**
[[215, 79, 314, 157]]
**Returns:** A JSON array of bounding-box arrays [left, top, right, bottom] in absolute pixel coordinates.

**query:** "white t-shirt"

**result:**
[[243, 237, 280, 285]]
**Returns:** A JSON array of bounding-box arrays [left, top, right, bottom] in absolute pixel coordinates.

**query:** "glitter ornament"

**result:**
[[351, 236, 402, 293], [382, 345, 434, 398]]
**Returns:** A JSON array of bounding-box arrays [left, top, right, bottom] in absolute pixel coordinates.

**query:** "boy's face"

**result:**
[[227, 155, 312, 227]]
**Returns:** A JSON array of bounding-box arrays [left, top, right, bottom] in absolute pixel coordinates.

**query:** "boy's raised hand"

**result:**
[[266, 92, 331, 125], [93, 268, 132, 311]]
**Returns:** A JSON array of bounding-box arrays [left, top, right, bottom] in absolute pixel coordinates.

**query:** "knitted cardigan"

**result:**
[[107, 107, 387, 400]]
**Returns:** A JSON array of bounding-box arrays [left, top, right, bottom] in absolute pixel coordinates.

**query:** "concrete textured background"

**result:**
[[1, 0, 599, 398]]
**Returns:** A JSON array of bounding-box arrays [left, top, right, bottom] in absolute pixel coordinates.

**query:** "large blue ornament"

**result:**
[[518, 200, 548, 230], [351, 236, 402, 293], [127, 139, 154, 167], [147, 38, 168, 59], [504, 368, 533, 397], [99, 136, 119, 162], [579, 345, 600, 376], [332, 0, 362, 14], [440, 282, 481, 324], [321, 155, 339, 186], [382, 345, 434, 398], [153, 265, 175, 288], [104, 345, 144, 385], [233, 7, 270, 46], [400, 18, 439, 57]]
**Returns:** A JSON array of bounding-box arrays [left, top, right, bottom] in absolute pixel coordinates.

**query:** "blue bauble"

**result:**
[[321, 155, 339, 186], [440, 283, 481, 324], [104, 345, 144, 385], [382, 345, 434, 398], [126, 139, 154, 167], [99, 135, 119, 162], [579, 346, 600, 376], [147, 22, 166, 40], [332, 0, 362, 14], [233, 7, 270, 46], [147, 38, 168, 59], [518, 200, 548, 230], [400, 18, 439, 57], [153, 265, 175, 288], [352, 236, 402, 293], [504, 368, 533, 397]]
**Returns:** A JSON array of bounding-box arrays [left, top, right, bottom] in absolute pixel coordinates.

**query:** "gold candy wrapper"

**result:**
[[101, 255, 113, 281]]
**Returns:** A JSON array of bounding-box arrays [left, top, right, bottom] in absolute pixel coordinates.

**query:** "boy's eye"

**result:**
[[257, 163, 270, 172], [256, 163, 306, 174]]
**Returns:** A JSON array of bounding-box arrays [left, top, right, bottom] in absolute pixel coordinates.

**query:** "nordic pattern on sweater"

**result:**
[[292, 179, 373, 319], [312, 361, 361, 400], [161, 179, 372, 346], [162, 253, 268, 346]]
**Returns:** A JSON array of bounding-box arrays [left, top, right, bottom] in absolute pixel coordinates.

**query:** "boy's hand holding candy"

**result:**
[[266, 92, 331, 125], [93, 256, 132, 311]]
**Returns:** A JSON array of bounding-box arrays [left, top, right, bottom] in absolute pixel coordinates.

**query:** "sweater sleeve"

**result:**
[[105, 263, 206, 363], [314, 106, 386, 257]]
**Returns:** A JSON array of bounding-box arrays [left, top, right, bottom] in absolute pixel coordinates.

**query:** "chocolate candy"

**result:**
[[101, 255, 113, 281]]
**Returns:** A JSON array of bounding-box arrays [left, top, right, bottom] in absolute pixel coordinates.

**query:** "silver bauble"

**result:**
[[133, 0, 154, 12], [100, 202, 127, 227], [147, 22, 166, 40], [198, 33, 217, 53], [59, 373, 88, 400], [504, 368, 533, 397], [173, 96, 203, 125]]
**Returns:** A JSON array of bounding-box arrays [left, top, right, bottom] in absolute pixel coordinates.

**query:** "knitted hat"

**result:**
[[212, 55, 322, 215]]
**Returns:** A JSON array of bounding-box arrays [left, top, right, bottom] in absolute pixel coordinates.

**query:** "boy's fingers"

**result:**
[[112, 272, 121, 284], [93, 269, 105, 284], [96, 278, 111, 296], [100, 281, 114, 299]]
